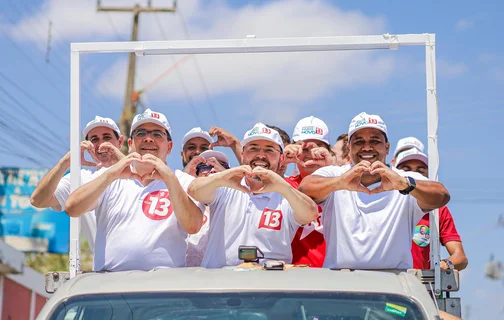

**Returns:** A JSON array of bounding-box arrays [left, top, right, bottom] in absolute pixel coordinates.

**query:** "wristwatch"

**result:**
[[399, 176, 416, 195], [442, 259, 455, 270]]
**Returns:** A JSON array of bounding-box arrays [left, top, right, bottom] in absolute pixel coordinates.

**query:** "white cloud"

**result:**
[[6, 0, 395, 106], [455, 13, 487, 31], [437, 59, 468, 78]]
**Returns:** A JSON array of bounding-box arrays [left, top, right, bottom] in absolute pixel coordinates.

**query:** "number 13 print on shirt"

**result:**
[[142, 190, 173, 220], [258, 208, 283, 231]]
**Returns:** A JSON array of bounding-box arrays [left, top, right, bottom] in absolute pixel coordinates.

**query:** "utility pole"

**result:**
[[97, 1, 176, 153]]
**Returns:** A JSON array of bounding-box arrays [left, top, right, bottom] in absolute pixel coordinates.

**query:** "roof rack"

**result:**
[[68, 33, 442, 294]]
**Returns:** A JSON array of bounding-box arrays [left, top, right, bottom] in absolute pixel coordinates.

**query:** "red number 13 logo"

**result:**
[[258, 209, 283, 230]]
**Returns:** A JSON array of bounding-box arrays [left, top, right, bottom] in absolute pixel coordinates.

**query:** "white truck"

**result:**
[[36, 33, 462, 320]]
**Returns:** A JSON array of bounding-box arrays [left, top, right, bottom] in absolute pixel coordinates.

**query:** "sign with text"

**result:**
[[0, 168, 69, 254]]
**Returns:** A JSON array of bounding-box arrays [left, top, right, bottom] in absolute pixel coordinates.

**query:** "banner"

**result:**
[[0, 168, 69, 254]]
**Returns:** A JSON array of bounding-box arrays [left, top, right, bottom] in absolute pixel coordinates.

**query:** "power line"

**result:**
[[177, 8, 220, 126], [0, 71, 68, 126], [153, 13, 205, 128], [0, 85, 68, 153], [5, 0, 117, 115], [105, 12, 126, 41]]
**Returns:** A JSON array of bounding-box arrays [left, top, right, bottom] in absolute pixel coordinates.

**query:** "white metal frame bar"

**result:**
[[69, 33, 440, 292]]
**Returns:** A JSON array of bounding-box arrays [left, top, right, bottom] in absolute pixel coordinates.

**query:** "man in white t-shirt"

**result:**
[[188, 123, 318, 268], [299, 112, 450, 269], [30, 116, 124, 251], [65, 109, 205, 272]]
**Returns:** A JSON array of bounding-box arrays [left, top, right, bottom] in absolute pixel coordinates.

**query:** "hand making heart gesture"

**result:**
[[245, 166, 286, 194], [368, 161, 409, 195], [217, 165, 252, 193], [182, 155, 206, 177], [338, 161, 372, 194], [138, 154, 175, 183], [108, 152, 143, 181]]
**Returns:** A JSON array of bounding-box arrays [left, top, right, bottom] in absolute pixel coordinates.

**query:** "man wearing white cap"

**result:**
[[181, 127, 213, 177], [185, 149, 230, 267], [283, 116, 333, 268], [391, 136, 425, 166], [65, 109, 205, 271], [395, 148, 467, 271], [299, 112, 450, 269], [31, 116, 124, 251], [188, 122, 318, 268]]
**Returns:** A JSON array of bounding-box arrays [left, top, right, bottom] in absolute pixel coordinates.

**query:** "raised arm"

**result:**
[[188, 166, 251, 205], [65, 153, 141, 217], [209, 126, 243, 165], [30, 141, 97, 209]]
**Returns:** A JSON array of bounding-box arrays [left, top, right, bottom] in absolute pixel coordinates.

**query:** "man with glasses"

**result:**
[[188, 122, 318, 268], [65, 109, 205, 271], [31, 116, 124, 252]]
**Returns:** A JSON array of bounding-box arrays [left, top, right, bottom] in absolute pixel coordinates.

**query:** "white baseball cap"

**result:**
[[241, 123, 284, 151], [182, 127, 213, 147], [348, 112, 387, 140], [199, 150, 229, 166], [395, 148, 428, 168], [292, 116, 330, 145], [130, 108, 171, 136], [83, 116, 121, 139], [393, 137, 425, 158]]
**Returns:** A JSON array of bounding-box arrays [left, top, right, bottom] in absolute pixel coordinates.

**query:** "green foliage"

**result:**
[[25, 238, 93, 273]]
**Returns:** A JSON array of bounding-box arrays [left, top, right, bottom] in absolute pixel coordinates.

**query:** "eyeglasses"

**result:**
[[244, 145, 282, 155], [132, 129, 168, 140]]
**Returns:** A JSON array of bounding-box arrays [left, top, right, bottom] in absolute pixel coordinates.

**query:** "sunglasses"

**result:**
[[196, 161, 230, 175]]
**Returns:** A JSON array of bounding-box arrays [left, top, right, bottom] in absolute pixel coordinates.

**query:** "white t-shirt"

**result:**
[[93, 169, 204, 272], [53, 167, 100, 251], [185, 207, 210, 267], [313, 164, 428, 269], [201, 179, 301, 268]]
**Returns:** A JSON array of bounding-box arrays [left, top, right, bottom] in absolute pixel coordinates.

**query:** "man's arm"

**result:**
[[188, 166, 251, 205], [410, 180, 451, 212], [277, 183, 318, 225], [65, 153, 141, 217], [209, 126, 243, 165], [30, 155, 70, 209], [443, 241, 468, 271], [31, 141, 97, 209]]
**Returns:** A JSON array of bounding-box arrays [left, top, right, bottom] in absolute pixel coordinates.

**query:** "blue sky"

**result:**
[[1, 0, 503, 317]]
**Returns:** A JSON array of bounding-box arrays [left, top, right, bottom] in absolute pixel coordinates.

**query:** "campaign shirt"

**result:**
[[411, 206, 461, 269], [313, 164, 428, 269], [285, 175, 326, 268], [53, 167, 103, 251], [201, 179, 301, 268], [186, 207, 210, 267], [93, 169, 204, 271]]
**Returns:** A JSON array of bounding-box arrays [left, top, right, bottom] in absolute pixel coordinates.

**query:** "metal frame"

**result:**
[[69, 33, 441, 292]]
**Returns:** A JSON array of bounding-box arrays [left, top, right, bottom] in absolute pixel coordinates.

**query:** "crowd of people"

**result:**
[[30, 109, 467, 273]]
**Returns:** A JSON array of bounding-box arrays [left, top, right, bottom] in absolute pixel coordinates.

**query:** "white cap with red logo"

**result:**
[[292, 116, 330, 145], [395, 148, 428, 168], [130, 108, 171, 136], [241, 123, 284, 151], [348, 112, 387, 139], [83, 116, 121, 138], [393, 137, 425, 158], [182, 127, 213, 147]]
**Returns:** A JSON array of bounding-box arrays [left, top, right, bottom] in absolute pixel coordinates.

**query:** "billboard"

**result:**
[[0, 168, 69, 254]]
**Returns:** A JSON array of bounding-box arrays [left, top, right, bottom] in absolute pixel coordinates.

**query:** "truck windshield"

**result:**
[[50, 292, 426, 320]]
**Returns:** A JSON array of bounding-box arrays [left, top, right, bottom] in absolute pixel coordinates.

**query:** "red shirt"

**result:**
[[285, 175, 326, 268], [411, 206, 462, 269]]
